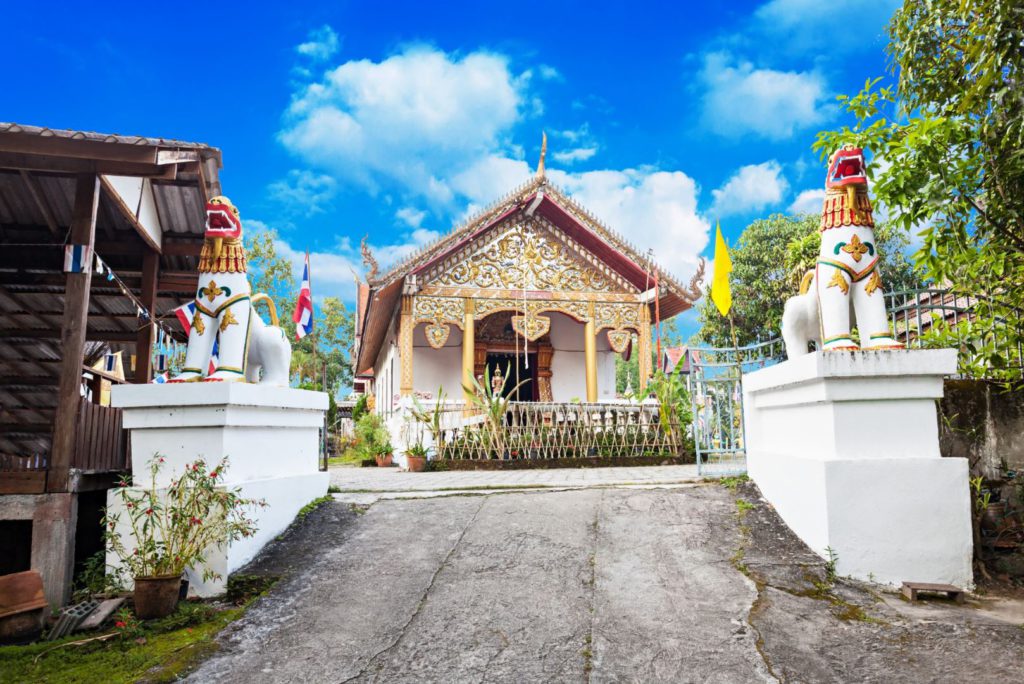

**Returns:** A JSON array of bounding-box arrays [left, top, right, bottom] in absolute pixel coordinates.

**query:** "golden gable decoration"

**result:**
[[431, 221, 620, 293]]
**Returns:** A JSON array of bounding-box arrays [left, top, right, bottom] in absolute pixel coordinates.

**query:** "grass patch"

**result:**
[[296, 495, 334, 521], [326, 446, 363, 467], [719, 474, 749, 492], [0, 601, 248, 684]]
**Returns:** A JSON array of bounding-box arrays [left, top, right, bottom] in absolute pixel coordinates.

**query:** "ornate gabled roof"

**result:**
[[355, 175, 705, 375]]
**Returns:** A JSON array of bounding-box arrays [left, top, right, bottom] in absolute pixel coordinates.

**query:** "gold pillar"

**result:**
[[462, 298, 475, 406], [584, 301, 598, 402], [399, 296, 414, 396], [638, 304, 652, 394]]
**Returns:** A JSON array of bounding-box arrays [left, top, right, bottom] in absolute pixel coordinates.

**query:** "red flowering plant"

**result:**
[[103, 455, 266, 583]]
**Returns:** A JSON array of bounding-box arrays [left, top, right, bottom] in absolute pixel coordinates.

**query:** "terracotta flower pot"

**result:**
[[375, 453, 394, 467], [407, 455, 426, 472], [133, 574, 181, 619]]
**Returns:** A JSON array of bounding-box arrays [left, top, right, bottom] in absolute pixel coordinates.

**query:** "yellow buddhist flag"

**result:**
[[711, 221, 732, 317]]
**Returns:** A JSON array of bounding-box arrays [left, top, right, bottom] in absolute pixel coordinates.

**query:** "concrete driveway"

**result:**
[[190, 480, 1024, 683]]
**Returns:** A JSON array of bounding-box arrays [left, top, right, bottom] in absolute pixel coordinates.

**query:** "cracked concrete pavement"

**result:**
[[189, 482, 1024, 683]]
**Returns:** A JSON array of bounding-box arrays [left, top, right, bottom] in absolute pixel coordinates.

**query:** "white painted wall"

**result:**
[[744, 350, 973, 588], [549, 313, 616, 402], [413, 325, 464, 400], [104, 176, 162, 250], [107, 384, 329, 596]]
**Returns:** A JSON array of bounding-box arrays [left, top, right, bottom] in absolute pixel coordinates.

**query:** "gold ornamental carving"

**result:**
[[511, 314, 551, 342], [474, 297, 592, 324], [413, 295, 465, 350], [431, 222, 616, 292], [607, 329, 631, 354], [413, 296, 464, 326], [594, 302, 641, 332], [424, 322, 451, 348]]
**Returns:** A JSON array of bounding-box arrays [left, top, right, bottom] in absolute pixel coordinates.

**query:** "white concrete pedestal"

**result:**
[[743, 350, 972, 588], [107, 383, 329, 596]]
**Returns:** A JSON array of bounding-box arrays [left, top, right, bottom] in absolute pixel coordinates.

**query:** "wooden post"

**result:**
[[399, 295, 413, 396], [638, 305, 652, 394], [49, 174, 99, 493], [584, 301, 598, 403], [462, 298, 475, 409], [134, 248, 159, 383]]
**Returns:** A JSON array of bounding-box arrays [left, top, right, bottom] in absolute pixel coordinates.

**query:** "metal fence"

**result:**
[[885, 288, 1023, 378], [404, 401, 686, 461], [688, 338, 786, 476]]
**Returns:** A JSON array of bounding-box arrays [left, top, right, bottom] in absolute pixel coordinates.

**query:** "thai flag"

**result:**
[[292, 253, 314, 340], [175, 301, 196, 336], [209, 340, 219, 375], [64, 244, 92, 273]]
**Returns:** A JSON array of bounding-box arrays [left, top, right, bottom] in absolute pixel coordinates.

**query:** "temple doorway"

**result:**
[[485, 351, 537, 401]]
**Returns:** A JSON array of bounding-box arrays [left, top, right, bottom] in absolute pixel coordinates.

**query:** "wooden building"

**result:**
[[0, 123, 221, 606]]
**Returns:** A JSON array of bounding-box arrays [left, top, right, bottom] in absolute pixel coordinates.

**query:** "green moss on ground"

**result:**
[[0, 603, 247, 684]]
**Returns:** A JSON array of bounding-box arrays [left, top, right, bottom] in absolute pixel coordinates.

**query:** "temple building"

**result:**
[[352, 159, 704, 420]]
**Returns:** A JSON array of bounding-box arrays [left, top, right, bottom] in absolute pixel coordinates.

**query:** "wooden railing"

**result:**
[[72, 396, 129, 473]]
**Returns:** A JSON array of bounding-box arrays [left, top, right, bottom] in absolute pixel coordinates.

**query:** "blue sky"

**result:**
[[3, 0, 899, 335]]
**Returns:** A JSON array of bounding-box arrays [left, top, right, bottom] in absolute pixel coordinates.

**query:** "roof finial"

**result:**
[[535, 131, 547, 178]]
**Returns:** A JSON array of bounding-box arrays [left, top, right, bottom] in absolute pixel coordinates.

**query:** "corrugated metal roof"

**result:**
[[0, 122, 218, 152]]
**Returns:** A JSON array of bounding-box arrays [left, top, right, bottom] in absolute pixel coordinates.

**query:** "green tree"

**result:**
[[814, 0, 1024, 382], [697, 214, 817, 347], [245, 225, 355, 394], [696, 214, 919, 348]]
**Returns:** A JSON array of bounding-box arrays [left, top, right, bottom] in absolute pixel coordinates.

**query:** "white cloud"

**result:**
[[538, 64, 562, 81], [699, 51, 831, 140], [268, 170, 338, 215], [396, 207, 426, 229], [552, 146, 597, 164], [246, 218, 444, 304], [450, 154, 533, 208], [296, 25, 340, 62], [711, 161, 788, 217], [788, 188, 825, 215], [549, 125, 599, 165], [753, 0, 900, 54], [548, 167, 710, 280], [280, 45, 526, 206]]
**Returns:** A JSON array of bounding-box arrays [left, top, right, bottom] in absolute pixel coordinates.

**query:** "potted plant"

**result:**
[[406, 443, 428, 472], [375, 443, 394, 467], [103, 455, 264, 619], [355, 413, 393, 467]]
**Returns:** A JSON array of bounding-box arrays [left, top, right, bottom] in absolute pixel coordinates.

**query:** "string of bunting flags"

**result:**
[[65, 244, 191, 378]]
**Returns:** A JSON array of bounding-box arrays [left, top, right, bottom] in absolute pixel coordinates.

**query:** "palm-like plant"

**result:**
[[410, 386, 448, 456], [647, 362, 693, 454], [462, 363, 529, 459]]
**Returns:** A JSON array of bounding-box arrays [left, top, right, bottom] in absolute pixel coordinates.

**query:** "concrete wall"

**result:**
[[0, 493, 78, 608], [940, 379, 1024, 479]]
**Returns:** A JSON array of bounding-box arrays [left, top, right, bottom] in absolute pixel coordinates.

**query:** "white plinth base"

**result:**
[[107, 383, 329, 596], [744, 350, 973, 588]]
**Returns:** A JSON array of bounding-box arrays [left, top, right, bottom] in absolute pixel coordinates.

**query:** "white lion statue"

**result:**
[[169, 196, 291, 385], [782, 146, 904, 357]]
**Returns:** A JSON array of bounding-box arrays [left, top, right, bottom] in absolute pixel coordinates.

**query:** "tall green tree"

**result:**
[[814, 0, 1024, 382], [244, 226, 355, 394], [696, 214, 918, 348]]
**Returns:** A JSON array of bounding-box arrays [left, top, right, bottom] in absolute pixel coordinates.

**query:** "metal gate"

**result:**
[[687, 339, 784, 476]]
